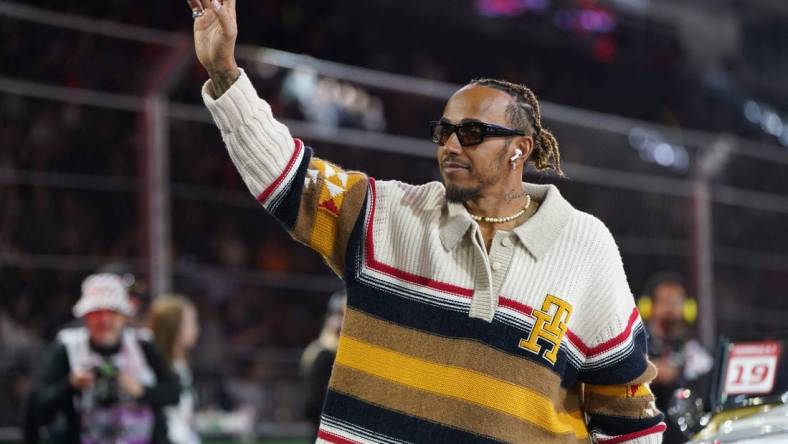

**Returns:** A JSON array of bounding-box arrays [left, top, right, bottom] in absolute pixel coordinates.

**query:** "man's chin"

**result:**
[[445, 183, 481, 203]]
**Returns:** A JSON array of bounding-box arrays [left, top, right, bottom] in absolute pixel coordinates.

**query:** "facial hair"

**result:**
[[443, 142, 509, 203], [446, 183, 482, 203]]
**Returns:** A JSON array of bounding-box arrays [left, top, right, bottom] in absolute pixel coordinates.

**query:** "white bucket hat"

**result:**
[[73, 273, 135, 318]]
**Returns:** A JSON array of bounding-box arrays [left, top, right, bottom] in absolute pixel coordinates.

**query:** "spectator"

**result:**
[[642, 271, 713, 444], [0, 297, 43, 350], [149, 295, 201, 444], [24, 273, 179, 444], [299, 290, 346, 439]]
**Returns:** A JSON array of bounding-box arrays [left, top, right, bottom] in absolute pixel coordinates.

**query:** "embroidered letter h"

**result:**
[[518, 295, 573, 365]]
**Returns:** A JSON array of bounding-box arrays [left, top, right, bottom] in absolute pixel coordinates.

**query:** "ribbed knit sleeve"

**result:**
[[203, 69, 298, 200], [202, 69, 369, 276], [575, 218, 665, 444]]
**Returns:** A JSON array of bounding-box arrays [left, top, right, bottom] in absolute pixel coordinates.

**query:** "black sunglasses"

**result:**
[[430, 120, 525, 147]]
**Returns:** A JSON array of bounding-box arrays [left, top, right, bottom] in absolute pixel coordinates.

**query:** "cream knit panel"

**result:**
[[580, 213, 639, 349], [630, 433, 663, 444], [202, 69, 295, 198], [501, 211, 610, 341], [372, 181, 478, 294], [592, 431, 663, 444]]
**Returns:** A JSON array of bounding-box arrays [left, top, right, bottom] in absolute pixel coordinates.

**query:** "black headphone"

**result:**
[[637, 271, 697, 324]]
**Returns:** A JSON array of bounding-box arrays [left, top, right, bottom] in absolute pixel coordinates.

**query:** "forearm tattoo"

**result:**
[[208, 68, 241, 98]]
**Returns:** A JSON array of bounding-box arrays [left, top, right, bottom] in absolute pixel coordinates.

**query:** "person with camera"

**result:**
[[24, 273, 180, 444]]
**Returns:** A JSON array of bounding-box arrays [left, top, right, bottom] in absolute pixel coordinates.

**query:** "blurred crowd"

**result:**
[[4, 0, 785, 137], [2, 0, 788, 438]]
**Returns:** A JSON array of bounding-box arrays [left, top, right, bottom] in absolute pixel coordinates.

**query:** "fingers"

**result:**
[[197, 0, 212, 11], [211, 0, 236, 34], [186, 0, 203, 12], [223, 0, 237, 16]]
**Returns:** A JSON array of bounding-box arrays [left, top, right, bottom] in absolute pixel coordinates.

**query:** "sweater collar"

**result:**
[[439, 183, 573, 261]]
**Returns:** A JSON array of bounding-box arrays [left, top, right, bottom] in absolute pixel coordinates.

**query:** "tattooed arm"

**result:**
[[207, 67, 241, 98]]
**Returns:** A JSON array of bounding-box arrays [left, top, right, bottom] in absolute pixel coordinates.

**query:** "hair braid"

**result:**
[[470, 78, 563, 176]]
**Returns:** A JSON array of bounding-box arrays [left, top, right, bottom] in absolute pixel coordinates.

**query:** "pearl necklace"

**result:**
[[467, 195, 531, 224]]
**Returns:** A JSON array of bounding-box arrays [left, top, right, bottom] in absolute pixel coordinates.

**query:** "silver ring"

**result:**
[[192, 9, 205, 19]]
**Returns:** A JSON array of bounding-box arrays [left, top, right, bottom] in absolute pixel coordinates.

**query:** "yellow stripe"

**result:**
[[586, 383, 652, 398], [310, 188, 338, 257], [335, 336, 588, 439]]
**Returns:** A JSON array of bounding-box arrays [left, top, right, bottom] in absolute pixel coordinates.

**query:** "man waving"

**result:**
[[187, 1, 665, 442]]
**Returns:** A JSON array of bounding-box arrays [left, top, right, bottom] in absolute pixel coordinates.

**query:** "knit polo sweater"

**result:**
[[203, 71, 665, 444]]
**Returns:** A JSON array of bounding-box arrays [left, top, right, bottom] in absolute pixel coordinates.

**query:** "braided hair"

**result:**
[[470, 78, 563, 176]]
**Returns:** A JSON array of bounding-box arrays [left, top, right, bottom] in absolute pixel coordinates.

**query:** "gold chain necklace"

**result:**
[[467, 195, 531, 224]]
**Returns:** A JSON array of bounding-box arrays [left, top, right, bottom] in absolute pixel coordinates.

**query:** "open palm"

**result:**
[[189, 0, 238, 73]]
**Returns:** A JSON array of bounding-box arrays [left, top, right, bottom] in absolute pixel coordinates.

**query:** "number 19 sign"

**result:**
[[723, 341, 781, 396]]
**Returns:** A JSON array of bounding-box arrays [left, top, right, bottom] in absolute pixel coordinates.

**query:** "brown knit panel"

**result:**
[[290, 157, 369, 277], [331, 366, 591, 444], [341, 307, 582, 412]]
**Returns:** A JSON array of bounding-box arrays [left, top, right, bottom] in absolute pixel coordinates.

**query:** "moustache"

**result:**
[[441, 157, 470, 169]]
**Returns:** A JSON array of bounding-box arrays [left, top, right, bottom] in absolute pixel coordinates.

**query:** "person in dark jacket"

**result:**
[[24, 273, 179, 444], [643, 272, 713, 444], [299, 290, 346, 440]]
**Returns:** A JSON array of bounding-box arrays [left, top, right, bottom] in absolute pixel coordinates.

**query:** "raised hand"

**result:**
[[188, 0, 240, 96]]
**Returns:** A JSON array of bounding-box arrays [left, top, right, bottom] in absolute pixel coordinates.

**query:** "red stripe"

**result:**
[[498, 297, 534, 316], [498, 297, 639, 358], [364, 178, 473, 298], [317, 429, 363, 444], [566, 308, 640, 357], [256, 138, 304, 204], [596, 422, 666, 444]]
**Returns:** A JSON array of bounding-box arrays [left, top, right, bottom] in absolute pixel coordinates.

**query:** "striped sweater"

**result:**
[[203, 70, 665, 444]]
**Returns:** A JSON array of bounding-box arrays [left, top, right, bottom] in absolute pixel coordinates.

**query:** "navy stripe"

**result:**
[[343, 277, 580, 387], [575, 325, 646, 372], [344, 189, 371, 279], [322, 390, 505, 444], [268, 146, 313, 229], [577, 328, 649, 385], [587, 412, 664, 436]]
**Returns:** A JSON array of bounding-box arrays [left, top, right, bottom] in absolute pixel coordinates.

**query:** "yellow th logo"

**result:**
[[518, 295, 573, 365]]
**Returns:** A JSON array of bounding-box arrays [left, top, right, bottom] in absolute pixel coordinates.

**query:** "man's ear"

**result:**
[[518, 136, 534, 160]]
